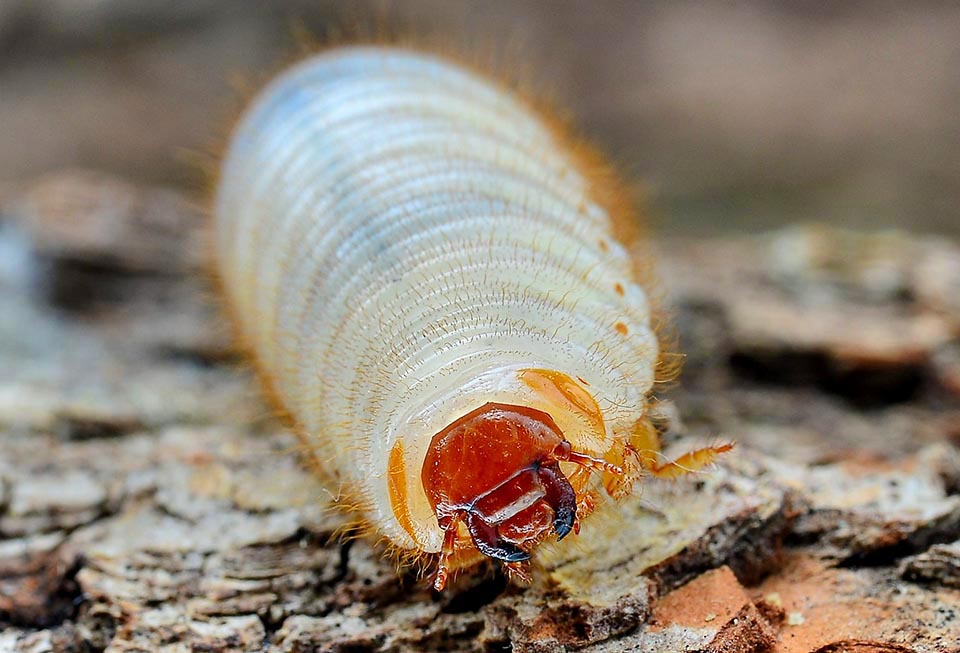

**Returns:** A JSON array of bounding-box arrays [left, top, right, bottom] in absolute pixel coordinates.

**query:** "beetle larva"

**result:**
[[214, 44, 730, 590]]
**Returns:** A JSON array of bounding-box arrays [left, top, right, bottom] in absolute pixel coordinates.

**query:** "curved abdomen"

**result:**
[[214, 46, 658, 552]]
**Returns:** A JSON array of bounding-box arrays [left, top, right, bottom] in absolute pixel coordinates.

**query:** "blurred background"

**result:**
[[0, 0, 958, 235]]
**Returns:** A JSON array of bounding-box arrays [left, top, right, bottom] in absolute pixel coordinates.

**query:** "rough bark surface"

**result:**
[[1, 171, 959, 652]]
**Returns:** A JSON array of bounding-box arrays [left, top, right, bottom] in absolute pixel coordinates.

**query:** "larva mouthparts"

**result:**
[[214, 43, 730, 591]]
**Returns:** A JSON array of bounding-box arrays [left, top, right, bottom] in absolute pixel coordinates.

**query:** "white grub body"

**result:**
[[215, 46, 658, 556]]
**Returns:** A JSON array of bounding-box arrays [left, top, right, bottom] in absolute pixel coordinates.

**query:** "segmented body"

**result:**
[[215, 45, 690, 580]]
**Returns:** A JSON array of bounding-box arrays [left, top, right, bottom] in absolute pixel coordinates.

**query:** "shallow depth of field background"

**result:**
[[1, 0, 957, 236]]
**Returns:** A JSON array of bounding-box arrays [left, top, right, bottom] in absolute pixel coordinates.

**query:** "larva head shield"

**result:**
[[421, 401, 621, 591]]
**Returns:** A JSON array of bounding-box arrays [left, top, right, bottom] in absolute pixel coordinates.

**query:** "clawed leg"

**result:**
[[553, 440, 623, 475], [566, 465, 598, 530], [504, 559, 533, 585], [549, 441, 627, 526], [628, 442, 734, 480], [626, 416, 733, 480], [433, 518, 460, 591]]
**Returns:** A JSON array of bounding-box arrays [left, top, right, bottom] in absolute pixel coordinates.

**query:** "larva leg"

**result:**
[[504, 560, 533, 585], [566, 465, 597, 525], [560, 445, 624, 475], [603, 418, 733, 495], [628, 442, 734, 480], [433, 518, 460, 592], [573, 491, 597, 535]]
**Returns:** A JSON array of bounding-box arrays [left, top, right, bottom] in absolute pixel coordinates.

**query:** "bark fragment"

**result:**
[[2, 174, 959, 652]]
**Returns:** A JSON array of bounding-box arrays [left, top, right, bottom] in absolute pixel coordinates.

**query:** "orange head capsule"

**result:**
[[421, 402, 620, 590]]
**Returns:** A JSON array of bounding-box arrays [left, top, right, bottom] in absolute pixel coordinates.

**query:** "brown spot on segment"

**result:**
[[614, 321, 628, 336], [518, 369, 605, 442], [614, 282, 625, 296], [388, 440, 415, 540], [576, 376, 590, 386], [598, 239, 610, 253]]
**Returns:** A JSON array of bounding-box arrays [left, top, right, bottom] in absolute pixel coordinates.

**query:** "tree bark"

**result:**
[[2, 171, 959, 652]]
